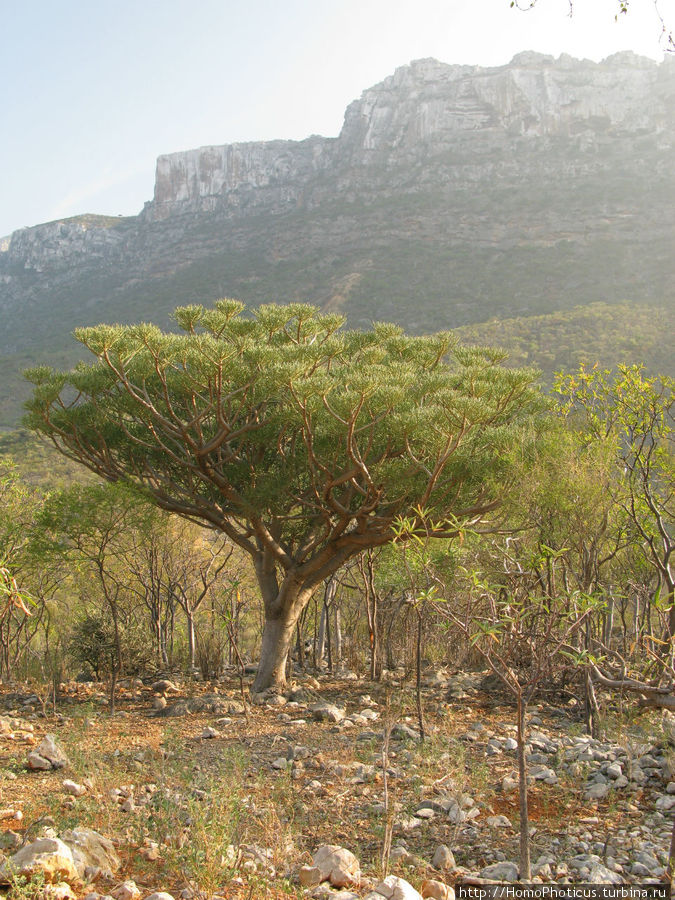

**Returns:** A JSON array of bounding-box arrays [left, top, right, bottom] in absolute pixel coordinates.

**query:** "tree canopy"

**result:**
[[25, 301, 541, 689]]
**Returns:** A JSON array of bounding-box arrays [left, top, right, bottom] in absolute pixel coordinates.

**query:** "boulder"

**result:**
[[151, 680, 178, 694], [62, 779, 86, 797], [312, 844, 360, 887], [0, 837, 80, 885], [111, 881, 141, 900], [479, 862, 519, 881], [587, 863, 623, 885], [367, 875, 423, 899], [431, 845, 455, 870], [421, 881, 454, 900], [61, 829, 120, 879], [311, 703, 346, 724], [26, 751, 52, 771], [42, 882, 76, 900], [27, 735, 70, 770], [584, 783, 610, 801], [298, 865, 322, 887]]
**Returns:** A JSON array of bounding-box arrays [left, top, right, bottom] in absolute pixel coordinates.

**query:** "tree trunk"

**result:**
[[109, 661, 117, 716], [187, 609, 196, 671], [317, 604, 327, 667], [516, 692, 531, 880], [251, 557, 339, 693], [584, 667, 599, 738], [296, 623, 305, 670], [334, 607, 342, 669], [416, 611, 426, 742], [253, 613, 299, 692]]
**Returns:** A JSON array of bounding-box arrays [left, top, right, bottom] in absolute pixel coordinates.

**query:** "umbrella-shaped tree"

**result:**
[[25, 301, 540, 691]]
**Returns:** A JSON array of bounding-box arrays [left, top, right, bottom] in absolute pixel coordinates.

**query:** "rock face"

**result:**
[[1, 53, 674, 424], [147, 52, 674, 218]]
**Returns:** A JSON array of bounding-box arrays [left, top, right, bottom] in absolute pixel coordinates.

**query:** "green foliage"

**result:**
[[25, 302, 541, 577], [456, 303, 675, 387], [555, 364, 674, 598], [68, 613, 116, 680]]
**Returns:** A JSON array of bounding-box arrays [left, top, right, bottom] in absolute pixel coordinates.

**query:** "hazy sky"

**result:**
[[1, 0, 671, 237]]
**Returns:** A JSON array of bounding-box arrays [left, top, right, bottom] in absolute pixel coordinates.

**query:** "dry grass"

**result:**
[[0, 675, 644, 898]]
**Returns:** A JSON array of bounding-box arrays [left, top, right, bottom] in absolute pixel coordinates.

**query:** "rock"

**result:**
[[312, 845, 360, 887], [27, 735, 70, 770], [432, 845, 455, 870], [415, 808, 435, 819], [156, 700, 190, 717], [42, 882, 77, 900], [27, 751, 53, 770], [587, 863, 623, 884], [421, 881, 454, 900], [392, 723, 420, 741], [298, 865, 323, 887], [61, 829, 121, 878], [144, 894, 175, 900], [0, 837, 80, 885], [311, 703, 345, 724], [151, 680, 178, 694], [62, 779, 86, 797], [368, 875, 423, 899], [0, 830, 22, 851], [266, 694, 287, 706], [502, 774, 519, 792], [479, 861, 519, 881], [201, 726, 219, 739], [140, 841, 160, 862], [487, 815, 512, 828], [152, 697, 167, 711], [585, 783, 610, 801], [529, 764, 557, 784], [111, 881, 142, 900], [655, 795, 675, 811]]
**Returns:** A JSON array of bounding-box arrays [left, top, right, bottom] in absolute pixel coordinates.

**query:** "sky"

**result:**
[[1, 0, 672, 238]]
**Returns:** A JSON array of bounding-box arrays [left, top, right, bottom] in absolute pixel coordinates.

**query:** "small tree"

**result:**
[[35, 483, 155, 713], [25, 301, 541, 691], [442, 553, 602, 880], [0, 460, 42, 680], [556, 365, 674, 638]]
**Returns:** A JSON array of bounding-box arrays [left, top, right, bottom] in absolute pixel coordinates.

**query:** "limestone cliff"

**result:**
[[142, 52, 674, 219], [1, 52, 674, 424]]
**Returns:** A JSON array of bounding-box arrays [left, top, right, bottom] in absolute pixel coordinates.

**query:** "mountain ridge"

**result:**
[[1, 52, 673, 425]]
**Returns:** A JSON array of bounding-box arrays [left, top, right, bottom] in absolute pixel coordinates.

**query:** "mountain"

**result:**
[[1, 52, 674, 425]]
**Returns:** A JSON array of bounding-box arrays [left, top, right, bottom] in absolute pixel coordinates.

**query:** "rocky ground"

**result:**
[[0, 670, 671, 899]]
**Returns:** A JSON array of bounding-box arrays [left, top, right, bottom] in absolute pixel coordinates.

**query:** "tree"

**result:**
[[556, 365, 674, 636], [35, 483, 156, 712], [25, 301, 541, 692], [0, 459, 43, 680], [442, 557, 601, 881]]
